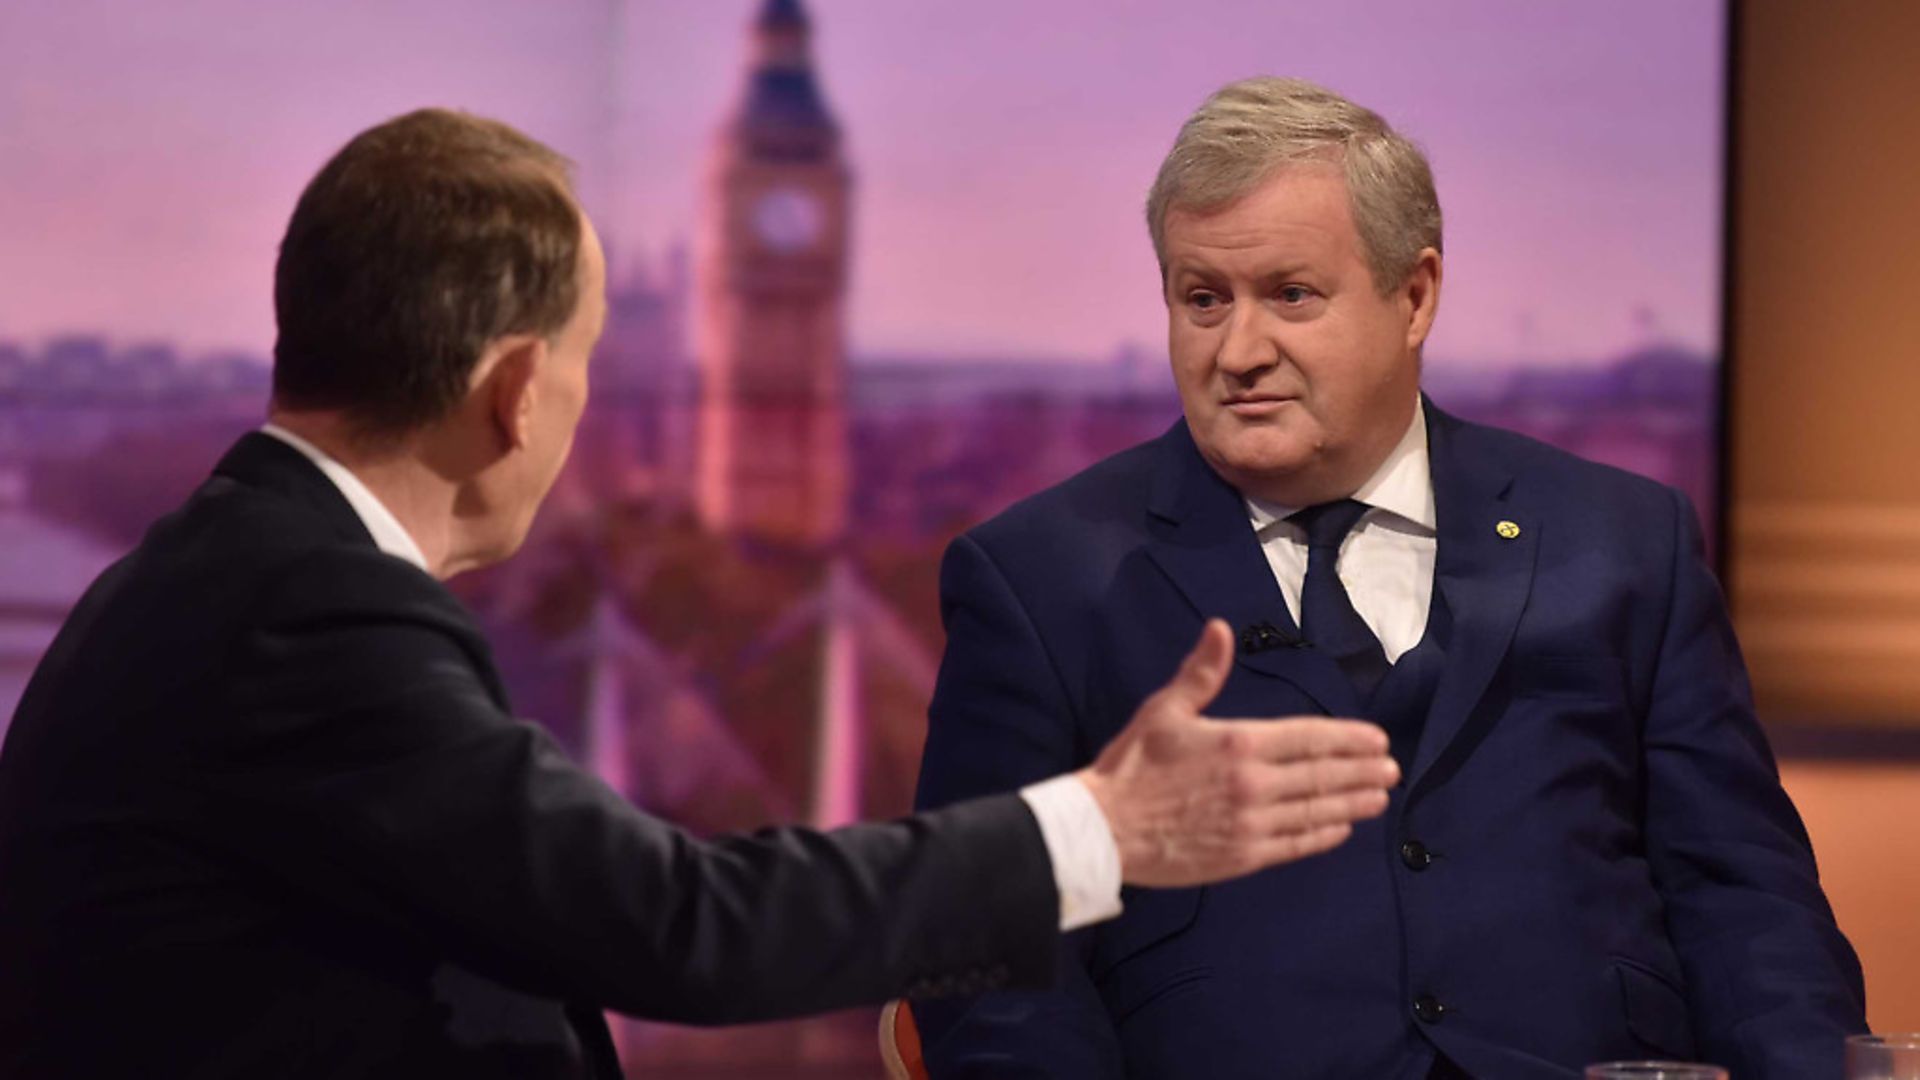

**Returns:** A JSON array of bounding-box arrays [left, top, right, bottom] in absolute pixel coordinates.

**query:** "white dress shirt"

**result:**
[[1244, 405, 1438, 662], [257, 424, 1125, 931]]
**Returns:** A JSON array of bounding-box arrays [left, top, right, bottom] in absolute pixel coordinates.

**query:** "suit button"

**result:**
[[1400, 840, 1434, 871], [1412, 994, 1446, 1024]]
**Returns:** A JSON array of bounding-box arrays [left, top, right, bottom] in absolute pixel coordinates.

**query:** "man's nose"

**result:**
[[1216, 303, 1280, 377]]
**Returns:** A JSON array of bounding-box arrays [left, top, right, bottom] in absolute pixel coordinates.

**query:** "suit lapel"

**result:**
[[1409, 403, 1538, 791], [1141, 423, 1360, 716]]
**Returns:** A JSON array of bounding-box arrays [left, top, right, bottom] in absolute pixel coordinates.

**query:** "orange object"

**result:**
[[878, 999, 927, 1080]]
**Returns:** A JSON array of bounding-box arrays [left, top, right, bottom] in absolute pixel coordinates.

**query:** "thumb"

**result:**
[[1163, 618, 1234, 714]]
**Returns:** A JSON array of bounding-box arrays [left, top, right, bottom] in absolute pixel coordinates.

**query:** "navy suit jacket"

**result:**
[[914, 403, 1865, 1080]]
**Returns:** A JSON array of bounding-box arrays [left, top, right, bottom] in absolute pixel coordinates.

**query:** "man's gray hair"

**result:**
[[1146, 77, 1442, 292]]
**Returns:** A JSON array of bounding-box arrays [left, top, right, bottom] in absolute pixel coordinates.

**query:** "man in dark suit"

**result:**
[[914, 77, 1867, 1079], [0, 109, 1403, 1077]]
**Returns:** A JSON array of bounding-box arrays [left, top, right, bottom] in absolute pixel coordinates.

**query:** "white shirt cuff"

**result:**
[[1018, 773, 1124, 932]]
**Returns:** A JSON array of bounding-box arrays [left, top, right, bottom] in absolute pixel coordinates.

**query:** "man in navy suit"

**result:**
[[913, 77, 1866, 1079]]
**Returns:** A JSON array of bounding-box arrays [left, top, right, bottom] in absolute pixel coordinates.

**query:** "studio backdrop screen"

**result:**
[[0, 0, 1725, 1070]]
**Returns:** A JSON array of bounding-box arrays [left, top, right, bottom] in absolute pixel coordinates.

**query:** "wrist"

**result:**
[[1074, 765, 1129, 879]]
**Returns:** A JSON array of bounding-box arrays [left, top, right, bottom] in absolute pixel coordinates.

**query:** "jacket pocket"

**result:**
[[1088, 886, 1205, 985], [1614, 955, 1695, 1059], [1111, 964, 1211, 1029]]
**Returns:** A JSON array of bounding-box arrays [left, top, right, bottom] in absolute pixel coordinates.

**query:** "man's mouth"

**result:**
[[1223, 394, 1296, 415]]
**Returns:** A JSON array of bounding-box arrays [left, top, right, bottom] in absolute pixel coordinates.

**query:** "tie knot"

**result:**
[[1289, 499, 1371, 549]]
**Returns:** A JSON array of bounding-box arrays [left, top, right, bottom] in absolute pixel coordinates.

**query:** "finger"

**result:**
[[1248, 785, 1393, 838], [1250, 821, 1356, 870], [1233, 754, 1400, 806], [1159, 618, 1235, 713], [1213, 717, 1391, 762]]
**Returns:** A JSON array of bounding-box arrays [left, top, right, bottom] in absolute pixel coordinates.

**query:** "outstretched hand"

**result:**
[[1076, 618, 1398, 889]]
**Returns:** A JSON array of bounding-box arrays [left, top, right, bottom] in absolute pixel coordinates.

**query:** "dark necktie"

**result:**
[[1290, 499, 1392, 700]]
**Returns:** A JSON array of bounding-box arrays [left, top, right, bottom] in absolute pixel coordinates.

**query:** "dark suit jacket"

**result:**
[[914, 403, 1865, 1080], [0, 433, 1056, 1078]]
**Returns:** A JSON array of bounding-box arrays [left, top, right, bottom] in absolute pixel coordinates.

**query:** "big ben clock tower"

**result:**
[[695, 0, 850, 545]]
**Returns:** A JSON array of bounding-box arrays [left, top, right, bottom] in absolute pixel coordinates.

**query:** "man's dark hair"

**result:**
[[272, 108, 582, 436]]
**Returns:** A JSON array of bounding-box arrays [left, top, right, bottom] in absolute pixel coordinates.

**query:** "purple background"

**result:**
[[0, 2, 1725, 1074]]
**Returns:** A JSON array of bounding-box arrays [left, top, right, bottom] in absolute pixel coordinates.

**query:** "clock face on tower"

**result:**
[[751, 186, 825, 253]]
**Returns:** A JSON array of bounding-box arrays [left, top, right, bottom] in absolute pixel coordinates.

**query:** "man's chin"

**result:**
[[1202, 428, 1315, 474], [1206, 451, 1317, 496]]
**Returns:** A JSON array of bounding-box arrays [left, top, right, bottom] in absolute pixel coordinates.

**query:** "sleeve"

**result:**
[[1018, 774, 1123, 931], [194, 547, 1060, 1025], [914, 534, 1128, 1078], [1640, 488, 1868, 1077]]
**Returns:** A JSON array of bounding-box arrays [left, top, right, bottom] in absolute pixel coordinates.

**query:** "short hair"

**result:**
[[272, 108, 582, 436], [1146, 77, 1442, 292]]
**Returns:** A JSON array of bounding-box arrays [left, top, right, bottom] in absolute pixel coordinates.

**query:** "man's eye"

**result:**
[[1278, 285, 1314, 304], [1188, 290, 1224, 311]]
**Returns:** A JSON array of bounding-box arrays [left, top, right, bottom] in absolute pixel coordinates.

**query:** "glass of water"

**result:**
[[1585, 1064, 1727, 1080], [1848, 1034, 1920, 1080]]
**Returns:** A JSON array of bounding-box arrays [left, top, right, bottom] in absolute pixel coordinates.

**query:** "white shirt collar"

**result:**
[[1245, 402, 1436, 534], [259, 423, 431, 573]]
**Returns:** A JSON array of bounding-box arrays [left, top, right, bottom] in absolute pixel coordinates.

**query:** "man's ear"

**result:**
[[1402, 247, 1443, 352], [478, 334, 547, 451]]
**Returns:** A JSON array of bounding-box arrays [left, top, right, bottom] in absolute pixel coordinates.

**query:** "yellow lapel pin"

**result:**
[[1495, 520, 1521, 540]]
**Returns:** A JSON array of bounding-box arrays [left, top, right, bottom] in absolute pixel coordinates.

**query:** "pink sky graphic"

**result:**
[[0, 0, 1724, 368]]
